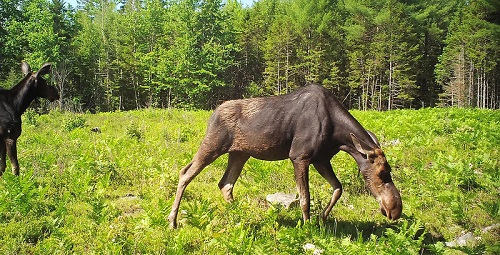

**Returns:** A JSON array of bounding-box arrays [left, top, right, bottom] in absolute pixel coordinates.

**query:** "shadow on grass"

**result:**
[[275, 213, 446, 251]]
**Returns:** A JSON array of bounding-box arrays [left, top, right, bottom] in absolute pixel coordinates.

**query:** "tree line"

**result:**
[[1, 0, 499, 111]]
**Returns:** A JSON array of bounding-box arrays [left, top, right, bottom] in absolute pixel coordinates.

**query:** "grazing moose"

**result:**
[[168, 84, 402, 228], [0, 62, 59, 176]]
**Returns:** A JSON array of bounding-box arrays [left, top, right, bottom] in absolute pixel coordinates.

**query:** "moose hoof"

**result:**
[[167, 213, 178, 229], [220, 184, 235, 202], [169, 221, 177, 229]]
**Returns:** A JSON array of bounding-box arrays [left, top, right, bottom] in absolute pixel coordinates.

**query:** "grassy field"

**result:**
[[0, 108, 498, 254]]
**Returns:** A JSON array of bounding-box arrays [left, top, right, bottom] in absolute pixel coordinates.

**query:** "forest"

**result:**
[[1, 0, 499, 111]]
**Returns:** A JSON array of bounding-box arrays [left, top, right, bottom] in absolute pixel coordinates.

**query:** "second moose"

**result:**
[[0, 62, 59, 176]]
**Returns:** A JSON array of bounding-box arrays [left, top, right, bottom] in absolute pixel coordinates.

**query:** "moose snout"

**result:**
[[49, 94, 60, 102], [381, 204, 402, 220], [45, 86, 60, 102], [379, 183, 402, 220]]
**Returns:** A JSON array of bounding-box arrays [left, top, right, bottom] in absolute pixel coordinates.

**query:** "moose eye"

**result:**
[[368, 154, 377, 163]]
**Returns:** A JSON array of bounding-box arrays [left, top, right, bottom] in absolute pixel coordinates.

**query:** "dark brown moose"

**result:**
[[168, 84, 402, 228], [0, 62, 59, 176]]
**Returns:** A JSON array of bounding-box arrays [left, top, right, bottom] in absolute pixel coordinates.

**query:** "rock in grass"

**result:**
[[266, 193, 298, 209], [445, 232, 476, 247], [113, 194, 143, 217], [303, 243, 323, 254], [481, 223, 500, 233], [445, 223, 500, 247]]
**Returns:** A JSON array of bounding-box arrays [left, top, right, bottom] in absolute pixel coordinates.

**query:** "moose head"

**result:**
[[21, 62, 59, 103], [351, 132, 402, 220]]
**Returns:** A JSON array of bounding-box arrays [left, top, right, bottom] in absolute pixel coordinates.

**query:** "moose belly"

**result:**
[[229, 133, 291, 161], [248, 147, 290, 161]]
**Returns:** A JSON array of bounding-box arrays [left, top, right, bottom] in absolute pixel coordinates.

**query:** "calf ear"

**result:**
[[36, 63, 52, 77], [21, 62, 31, 76]]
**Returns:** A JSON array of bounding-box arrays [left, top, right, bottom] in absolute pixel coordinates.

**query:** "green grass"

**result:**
[[0, 108, 498, 254]]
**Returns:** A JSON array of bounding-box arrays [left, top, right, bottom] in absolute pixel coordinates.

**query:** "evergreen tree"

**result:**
[[73, 0, 120, 111], [262, 1, 297, 95], [412, 0, 459, 108], [2, 0, 498, 111], [436, 0, 500, 108], [0, 0, 27, 81]]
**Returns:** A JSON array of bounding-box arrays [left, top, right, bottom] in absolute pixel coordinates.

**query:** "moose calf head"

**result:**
[[21, 62, 59, 102]]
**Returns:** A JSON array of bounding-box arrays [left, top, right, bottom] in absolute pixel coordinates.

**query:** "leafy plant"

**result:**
[[23, 109, 38, 126], [211, 221, 257, 254], [183, 199, 217, 230], [63, 115, 87, 131], [457, 163, 480, 191], [480, 201, 500, 220], [0, 172, 47, 218], [125, 122, 143, 141]]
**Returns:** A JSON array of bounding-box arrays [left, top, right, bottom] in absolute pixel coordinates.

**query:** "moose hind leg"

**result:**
[[313, 161, 342, 223], [218, 152, 250, 202], [168, 147, 224, 228]]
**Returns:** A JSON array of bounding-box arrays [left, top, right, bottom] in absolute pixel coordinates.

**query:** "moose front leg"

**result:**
[[6, 139, 19, 175], [313, 161, 343, 223], [0, 141, 6, 176], [292, 159, 311, 222]]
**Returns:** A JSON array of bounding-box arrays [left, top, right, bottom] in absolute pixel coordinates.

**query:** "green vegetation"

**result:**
[[0, 108, 498, 254]]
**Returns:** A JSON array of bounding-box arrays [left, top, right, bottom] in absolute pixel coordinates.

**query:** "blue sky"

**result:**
[[65, 0, 255, 8]]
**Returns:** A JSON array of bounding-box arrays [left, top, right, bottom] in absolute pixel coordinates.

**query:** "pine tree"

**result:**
[[436, 0, 500, 108]]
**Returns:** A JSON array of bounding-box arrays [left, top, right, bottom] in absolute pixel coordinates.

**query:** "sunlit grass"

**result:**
[[0, 108, 498, 254]]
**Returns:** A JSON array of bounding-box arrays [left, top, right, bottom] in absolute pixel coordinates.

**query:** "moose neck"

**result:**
[[11, 75, 38, 115], [340, 142, 370, 168], [335, 112, 378, 172]]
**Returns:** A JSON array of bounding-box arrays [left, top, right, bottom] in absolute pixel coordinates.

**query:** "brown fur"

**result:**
[[168, 84, 402, 228]]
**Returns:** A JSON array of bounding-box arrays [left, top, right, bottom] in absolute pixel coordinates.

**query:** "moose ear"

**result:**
[[21, 62, 31, 76], [366, 130, 381, 147], [36, 63, 52, 77], [351, 133, 368, 155]]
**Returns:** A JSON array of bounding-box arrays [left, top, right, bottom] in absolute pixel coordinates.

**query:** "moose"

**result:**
[[168, 84, 402, 228], [0, 62, 59, 176]]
